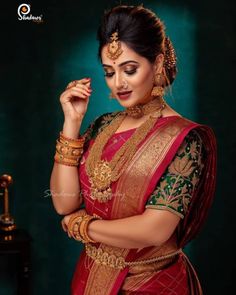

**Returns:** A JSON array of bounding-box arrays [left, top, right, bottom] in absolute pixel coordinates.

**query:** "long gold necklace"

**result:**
[[85, 97, 165, 203]]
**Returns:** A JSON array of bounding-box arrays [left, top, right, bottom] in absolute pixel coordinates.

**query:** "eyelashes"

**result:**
[[104, 72, 114, 78], [104, 69, 137, 78], [125, 69, 137, 75]]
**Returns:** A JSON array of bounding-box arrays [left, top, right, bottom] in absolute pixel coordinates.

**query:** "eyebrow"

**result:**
[[102, 60, 139, 68]]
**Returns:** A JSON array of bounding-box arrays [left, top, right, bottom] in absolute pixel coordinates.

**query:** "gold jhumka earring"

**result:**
[[151, 73, 165, 97]]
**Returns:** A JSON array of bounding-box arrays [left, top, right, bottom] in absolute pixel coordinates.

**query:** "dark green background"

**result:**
[[0, 0, 235, 294]]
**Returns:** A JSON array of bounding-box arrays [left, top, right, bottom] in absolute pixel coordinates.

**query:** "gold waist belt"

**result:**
[[85, 243, 182, 270]]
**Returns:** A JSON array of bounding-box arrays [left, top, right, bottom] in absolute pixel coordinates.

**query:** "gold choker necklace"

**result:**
[[125, 97, 165, 118], [85, 97, 166, 203]]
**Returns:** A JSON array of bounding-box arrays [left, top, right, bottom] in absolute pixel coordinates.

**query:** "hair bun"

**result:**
[[164, 37, 177, 70]]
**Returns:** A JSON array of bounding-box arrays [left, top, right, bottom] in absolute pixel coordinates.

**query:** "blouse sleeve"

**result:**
[[145, 129, 205, 219]]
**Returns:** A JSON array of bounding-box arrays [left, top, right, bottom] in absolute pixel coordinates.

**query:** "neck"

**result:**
[[124, 96, 165, 119]]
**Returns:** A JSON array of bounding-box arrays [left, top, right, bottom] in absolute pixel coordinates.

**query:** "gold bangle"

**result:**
[[53, 132, 85, 167], [59, 138, 85, 149], [71, 220, 83, 241], [67, 210, 87, 241], [79, 214, 102, 243], [54, 152, 80, 166], [79, 216, 93, 243], [56, 140, 83, 159], [60, 132, 85, 148]]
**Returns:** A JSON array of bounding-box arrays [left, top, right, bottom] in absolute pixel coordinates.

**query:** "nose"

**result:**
[[114, 72, 124, 90]]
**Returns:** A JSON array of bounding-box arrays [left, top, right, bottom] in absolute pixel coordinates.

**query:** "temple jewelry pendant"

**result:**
[[93, 160, 112, 190], [89, 160, 113, 203], [90, 186, 113, 203]]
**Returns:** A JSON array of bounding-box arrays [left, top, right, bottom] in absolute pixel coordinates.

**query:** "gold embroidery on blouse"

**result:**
[[146, 130, 204, 218], [169, 154, 195, 177]]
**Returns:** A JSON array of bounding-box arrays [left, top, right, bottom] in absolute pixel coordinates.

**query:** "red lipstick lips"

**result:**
[[117, 91, 132, 100]]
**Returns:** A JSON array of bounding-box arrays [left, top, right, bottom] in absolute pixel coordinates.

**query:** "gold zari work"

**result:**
[[85, 98, 165, 203]]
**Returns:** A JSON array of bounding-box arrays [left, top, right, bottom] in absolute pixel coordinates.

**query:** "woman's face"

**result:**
[[101, 42, 162, 108]]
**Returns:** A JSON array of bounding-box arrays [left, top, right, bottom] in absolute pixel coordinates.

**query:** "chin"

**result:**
[[116, 95, 141, 108], [117, 99, 139, 109]]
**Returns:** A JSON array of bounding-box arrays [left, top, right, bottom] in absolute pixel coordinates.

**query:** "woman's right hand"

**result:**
[[60, 77, 92, 123]]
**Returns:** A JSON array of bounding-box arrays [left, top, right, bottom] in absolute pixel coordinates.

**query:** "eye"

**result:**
[[104, 72, 114, 78], [125, 69, 137, 75]]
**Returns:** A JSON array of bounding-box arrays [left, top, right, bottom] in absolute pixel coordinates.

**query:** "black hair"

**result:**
[[97, 5, 177, 86]]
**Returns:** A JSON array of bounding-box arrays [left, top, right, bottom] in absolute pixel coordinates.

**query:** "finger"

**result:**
[[68, 87, 92, 96], [62, 85, 92, 99], [61, 220, 67, 232], [83, 79, 91, 85], [69, 90, 91, 99], [78, 78, 91, 84], [66, 78, 90, 88], [60, 89, 90, 102], [75, 83, 92, 92], [84, 80, 91, 86], [74, 87, 92, 97]]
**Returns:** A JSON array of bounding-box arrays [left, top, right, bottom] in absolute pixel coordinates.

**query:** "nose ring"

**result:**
[[122, 80, 128, 89]]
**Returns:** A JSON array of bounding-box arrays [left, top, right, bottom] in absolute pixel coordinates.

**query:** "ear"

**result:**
[[154, 54, 164, 73]]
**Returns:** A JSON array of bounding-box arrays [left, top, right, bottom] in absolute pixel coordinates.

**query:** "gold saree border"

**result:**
[[112, 117, 191, 218], [84, 244, 129, 295]]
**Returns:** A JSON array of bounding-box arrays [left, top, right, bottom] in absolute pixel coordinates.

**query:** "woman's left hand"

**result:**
[[61, 209, 87, 238], [61, 214, 71, 235]]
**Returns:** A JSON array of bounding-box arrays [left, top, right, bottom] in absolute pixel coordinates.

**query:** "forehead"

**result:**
[[101, 41, 148, 66]]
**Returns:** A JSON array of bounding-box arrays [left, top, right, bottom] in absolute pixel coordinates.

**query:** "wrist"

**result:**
[[62, 119, 83, 139]]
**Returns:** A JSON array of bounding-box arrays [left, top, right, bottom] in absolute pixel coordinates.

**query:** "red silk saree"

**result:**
[[71, 114, 217, 295]]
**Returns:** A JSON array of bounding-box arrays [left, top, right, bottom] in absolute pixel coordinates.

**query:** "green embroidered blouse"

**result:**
[[81, 112, 205, 219], [145, 130, 204, 218]]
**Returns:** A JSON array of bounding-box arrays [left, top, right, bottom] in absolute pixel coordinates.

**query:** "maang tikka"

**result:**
[[106, 31, 123, 60]]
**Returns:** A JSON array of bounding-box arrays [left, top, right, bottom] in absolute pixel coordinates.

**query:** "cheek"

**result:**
[[132, 70, 153, 89]]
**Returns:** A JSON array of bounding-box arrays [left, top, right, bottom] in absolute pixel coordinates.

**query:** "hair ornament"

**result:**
[[164, 37, 177, 70], [106, 30, 123, 60]]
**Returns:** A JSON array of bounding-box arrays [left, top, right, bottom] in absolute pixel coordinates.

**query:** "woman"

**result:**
[[50, 5, 216, 295]]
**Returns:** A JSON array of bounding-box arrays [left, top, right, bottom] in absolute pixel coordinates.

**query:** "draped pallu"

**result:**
[[71, 116, 217, 295]]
